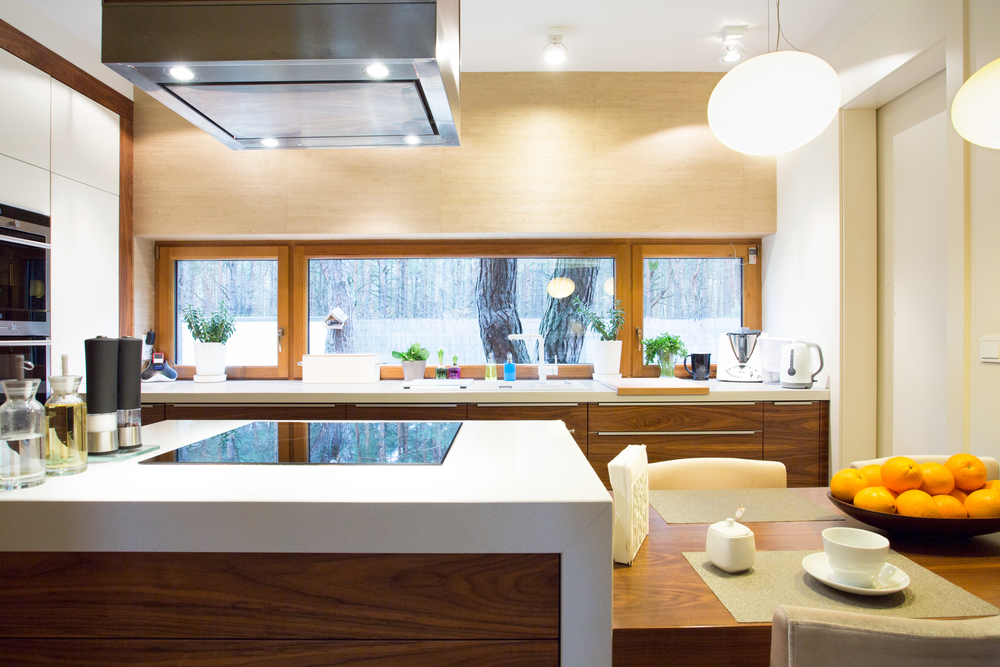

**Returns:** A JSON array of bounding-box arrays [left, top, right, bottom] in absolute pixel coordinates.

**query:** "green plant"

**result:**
[[573, 297, 626, 341], [181, 303, 236, 344], [393, 343, 430, 362], [643, 332, 687, 365]]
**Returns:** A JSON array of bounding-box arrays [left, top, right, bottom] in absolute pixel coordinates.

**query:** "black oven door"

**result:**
[[0, 338, 49, 402], [0, 208, 50, 335]]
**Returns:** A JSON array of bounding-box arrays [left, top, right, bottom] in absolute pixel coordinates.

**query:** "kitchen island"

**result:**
[[0, 419, 612, 667]]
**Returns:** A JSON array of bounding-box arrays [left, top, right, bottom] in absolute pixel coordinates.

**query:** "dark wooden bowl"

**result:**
[[827, 492, 1000, 540]]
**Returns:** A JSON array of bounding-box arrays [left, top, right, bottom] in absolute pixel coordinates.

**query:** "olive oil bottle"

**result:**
[[45, 356, 87, 476]]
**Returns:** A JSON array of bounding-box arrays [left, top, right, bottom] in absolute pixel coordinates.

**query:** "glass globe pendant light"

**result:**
[[951, 56, 1000, 149]]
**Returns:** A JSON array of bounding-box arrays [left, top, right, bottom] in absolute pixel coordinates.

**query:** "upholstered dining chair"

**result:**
[[647, 457, 787, 491], [770, 605, 1000, 667], [850, 455, 1000, 481]]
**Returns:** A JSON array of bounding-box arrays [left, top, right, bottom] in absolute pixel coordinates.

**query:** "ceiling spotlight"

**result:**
[[260, 138, 280, 148], [952, 55, 1000, 149], [166, 66, 196, 81], [719, 26, 746, 65], [363, 63, 391, 79], [543, 27, 568, 66], [402, 135, 421, 145]]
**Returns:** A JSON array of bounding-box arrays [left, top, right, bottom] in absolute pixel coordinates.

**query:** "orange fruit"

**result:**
[[918, 462, 955, 495], [896, 489, 941, 518], [831, 468, 869, 502], [983, 480, 1000, 491], [881, 457, 924, 493], [932, 494, 967, 518], [948, 487, 969, 504], [859, 464, 884, 488], [965, 488, 1000, 518], [945, 454, 988, 491], [853, 486, 897, 514]]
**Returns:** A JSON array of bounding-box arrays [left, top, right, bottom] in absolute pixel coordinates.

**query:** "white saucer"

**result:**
[[801, 552, 910, 596]]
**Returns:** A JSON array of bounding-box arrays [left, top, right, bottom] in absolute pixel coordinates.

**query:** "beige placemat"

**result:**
[[683, 550, 1000, 623], [650, 488, 843, 524]]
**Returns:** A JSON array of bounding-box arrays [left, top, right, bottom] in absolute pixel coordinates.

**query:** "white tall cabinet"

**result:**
[[0, 47, 121, 377]]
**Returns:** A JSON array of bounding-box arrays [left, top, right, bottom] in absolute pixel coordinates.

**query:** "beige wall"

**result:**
[[133, 72, 775, 239]]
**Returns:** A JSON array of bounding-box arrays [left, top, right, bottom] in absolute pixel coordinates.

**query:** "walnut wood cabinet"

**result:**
[[762, 400, 829, 487], [467, 403, 588, 455]]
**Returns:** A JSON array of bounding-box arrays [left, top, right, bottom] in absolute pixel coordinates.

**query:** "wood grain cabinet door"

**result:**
[[762, 401, 828, 487], [346, 404, 469, 421], [164, 404, 348, 421], [467, 404, 588, 455]]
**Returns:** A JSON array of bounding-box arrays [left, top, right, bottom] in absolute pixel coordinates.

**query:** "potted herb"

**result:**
[[643, 332, 687, 378], [181, 303, 236, 382], [392, 343, 430, 381], [574, 297, 626, 376]]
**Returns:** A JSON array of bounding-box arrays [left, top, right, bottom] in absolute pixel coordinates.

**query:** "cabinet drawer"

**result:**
[[140, 404, 165, 425], [589, 403, 762, 433], [467, 404, 587, 455], [763, 401, 823, 487], [347, 404, 469, 421], [588, 433, 762, 488], [165, 404, 347, 421]]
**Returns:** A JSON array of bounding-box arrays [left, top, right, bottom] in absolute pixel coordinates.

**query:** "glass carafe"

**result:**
[[1, 379, 46, 489], [45, 375, 88, 476]]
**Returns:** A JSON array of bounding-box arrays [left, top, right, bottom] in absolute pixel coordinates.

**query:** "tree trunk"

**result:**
[[476, 258, 529, 363], [538, 259, 599, 364], [323, 260, 356, 354]]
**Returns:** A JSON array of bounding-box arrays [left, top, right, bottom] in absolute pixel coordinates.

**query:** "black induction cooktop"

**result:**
[[140, 421, 462, 465]]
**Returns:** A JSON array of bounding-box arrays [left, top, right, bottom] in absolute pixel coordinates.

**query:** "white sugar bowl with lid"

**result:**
[[706, 518, 756, 573]]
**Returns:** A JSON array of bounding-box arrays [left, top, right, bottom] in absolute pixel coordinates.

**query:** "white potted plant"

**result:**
[[392, 343, 430, 381], [574, 297, 626, 376], [182, 303, 236, 382]]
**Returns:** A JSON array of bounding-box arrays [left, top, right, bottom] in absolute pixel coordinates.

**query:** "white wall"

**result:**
[[762, 116, 842, 467]]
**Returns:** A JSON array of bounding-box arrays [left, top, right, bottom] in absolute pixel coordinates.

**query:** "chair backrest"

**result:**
[[850, 455, 999, 481], [648, 457, 786, 490], [771, 605, 1000, 667]]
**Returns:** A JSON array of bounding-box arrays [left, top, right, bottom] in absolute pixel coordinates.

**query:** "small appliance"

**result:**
[[716, 328, 762, 383], [780, 341, 824, 389], [141, 353, 177, 382], [758, 335, 792, 384]]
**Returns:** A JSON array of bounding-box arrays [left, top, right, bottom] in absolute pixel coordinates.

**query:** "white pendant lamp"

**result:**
[[952, 56, 1000, 149], [708, 50, 841, 155]]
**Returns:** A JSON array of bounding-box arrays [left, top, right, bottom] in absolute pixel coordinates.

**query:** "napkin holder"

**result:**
[[609, 444, 649, 566]]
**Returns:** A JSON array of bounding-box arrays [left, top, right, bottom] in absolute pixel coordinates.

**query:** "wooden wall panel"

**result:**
[[133, 73, 776, 239]]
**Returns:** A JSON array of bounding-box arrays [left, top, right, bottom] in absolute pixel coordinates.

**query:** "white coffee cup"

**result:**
[[821, 527, 890, 588]]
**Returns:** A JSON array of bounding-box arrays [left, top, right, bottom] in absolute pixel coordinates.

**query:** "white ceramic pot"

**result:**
[[193, 341, 227, 377], [592, 340, 623, 376], [401, 360, 427, 382]]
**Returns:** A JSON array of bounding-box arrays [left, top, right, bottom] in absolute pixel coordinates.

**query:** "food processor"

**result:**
[[716, 328, 763, 383]]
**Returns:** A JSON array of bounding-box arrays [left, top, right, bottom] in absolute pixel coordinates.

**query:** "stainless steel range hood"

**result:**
[[102, 1, 460, 149]]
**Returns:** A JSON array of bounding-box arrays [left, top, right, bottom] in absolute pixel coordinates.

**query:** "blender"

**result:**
[[717, 328, 763, 383]]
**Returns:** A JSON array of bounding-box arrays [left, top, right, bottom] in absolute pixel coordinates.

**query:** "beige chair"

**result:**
[[850, 455, 999, 481], [771, 605, 1000, 667], [647, 457, 786, 490]]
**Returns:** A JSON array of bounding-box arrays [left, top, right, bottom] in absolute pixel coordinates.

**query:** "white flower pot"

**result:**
[[193, 341, 227, 378], [401, 360, 427, 382], [592, 340, 623, 376]]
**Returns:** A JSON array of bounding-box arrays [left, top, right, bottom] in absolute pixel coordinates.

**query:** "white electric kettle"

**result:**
[[779, 341, 824, 389]]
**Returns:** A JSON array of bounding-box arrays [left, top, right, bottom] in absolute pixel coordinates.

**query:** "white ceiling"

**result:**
[[22, 0, 853, 72]]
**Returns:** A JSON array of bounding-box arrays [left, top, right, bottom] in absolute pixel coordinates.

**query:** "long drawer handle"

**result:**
[[166, 403, 338, 408], [597, 402, 758, 407], [358, 404, 459, 408], [596, 430, 759, 436], [476, 403, 579, 407], [774, 401, 815, 406]]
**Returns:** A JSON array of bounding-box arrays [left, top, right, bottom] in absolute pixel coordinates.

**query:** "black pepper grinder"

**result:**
[[117, 337, 143, 449], [85, 336, 119, 454]]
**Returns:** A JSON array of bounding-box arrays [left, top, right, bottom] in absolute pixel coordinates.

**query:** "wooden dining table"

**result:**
[[612, 487, 1000, 667]]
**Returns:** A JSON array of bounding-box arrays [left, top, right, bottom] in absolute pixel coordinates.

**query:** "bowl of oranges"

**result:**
[[827, 454, 1000, 539]]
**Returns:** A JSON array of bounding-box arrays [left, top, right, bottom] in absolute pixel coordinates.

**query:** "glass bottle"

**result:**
[[1, 378, 46, 490], [447, 355, 461, 379], [503, 353, 516, 381], [435, 349, 448, 380], [44, 375, 88, 476], [485, 353, 498, 381]]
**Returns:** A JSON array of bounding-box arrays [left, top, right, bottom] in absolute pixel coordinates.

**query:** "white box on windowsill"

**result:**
[[299, 354, 382, 383]]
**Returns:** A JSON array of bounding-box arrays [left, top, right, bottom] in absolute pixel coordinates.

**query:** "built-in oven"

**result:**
[[0, 203, 50, 402]]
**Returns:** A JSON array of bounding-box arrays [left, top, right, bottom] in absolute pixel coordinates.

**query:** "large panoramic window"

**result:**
[[307, 257, 616, 365]]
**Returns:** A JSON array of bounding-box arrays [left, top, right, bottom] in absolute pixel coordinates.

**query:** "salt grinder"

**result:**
[[116, 337, 143, 449], [85, 337, 119, 454]]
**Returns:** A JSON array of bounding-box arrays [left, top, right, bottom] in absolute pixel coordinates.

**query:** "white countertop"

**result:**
[[0, 418, 613, 666], [140, 378, 830, 404]]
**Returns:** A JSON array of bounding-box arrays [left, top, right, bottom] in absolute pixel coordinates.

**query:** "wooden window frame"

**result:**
[[154, 239, 761, 381], [155, 245, 290, 380], [630, 241, 762, 378]]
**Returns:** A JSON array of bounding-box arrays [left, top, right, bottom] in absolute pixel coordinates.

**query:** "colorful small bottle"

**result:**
[[435, 349, 447, 380], [503, 352, 516, 381], [485, 353, 498, 381], [447, 355, 461, 379]]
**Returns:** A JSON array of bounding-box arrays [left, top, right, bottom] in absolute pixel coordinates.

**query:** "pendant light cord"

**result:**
[[775, 0, 802, 52]]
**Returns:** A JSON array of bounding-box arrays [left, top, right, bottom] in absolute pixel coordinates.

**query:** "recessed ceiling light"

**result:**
[[260, 138, 280, 148], [543, 27, 568, 66], [166, 66, 196, 81], [363, 63, 391, 79], [719, 26, 747, 65]]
